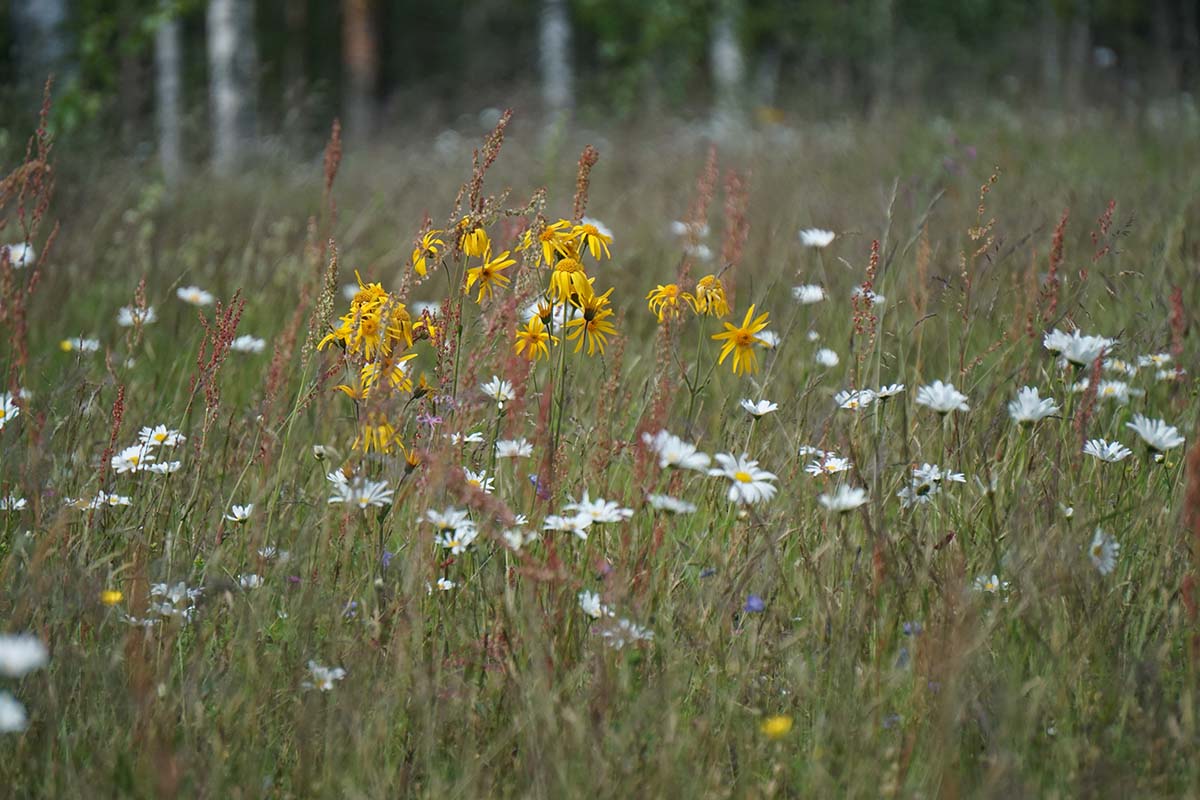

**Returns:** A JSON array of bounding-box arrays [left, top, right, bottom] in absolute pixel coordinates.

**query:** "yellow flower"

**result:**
[[354, 411, 401, 454], [460, 224, 490, 258], [549, 257, 593, 304], [383, 302, 414, 353], [712, 304, 770, 376], [464, 247, 516, 303], [684, 274, 731, 318], [412, 229, 445, 277], [566, 287, 617, 356], [360, 352, 418, 395], [536, 219, 574, 266], [646, 283, 683, 323], [572, 222, 612, 260], [514, 316, 558, 361], [760, 715, 793, 740], [334, 380, 367, 401], [411, 373, 434, 399], [349, 271, 388, 308], [100, 590, 124, 606]]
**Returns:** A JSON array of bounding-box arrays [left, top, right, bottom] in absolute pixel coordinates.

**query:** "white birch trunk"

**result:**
[[155, 2, 183, 185], [207, 0, 257, 175], [539, 0, 573, 117], [710, 0, 745, 138]]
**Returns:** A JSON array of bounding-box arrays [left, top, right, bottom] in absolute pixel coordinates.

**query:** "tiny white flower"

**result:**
[[600, 618, 655, 649], [1089, 528, 1119, 575], [434, 526, 479, 554], [239, 574, 264, 589], [852, 286, 886, 306], [756, 330, 781, 349], [176, 286, 214, 306], [578, 590, 612, 619], [1083, 439, 1132, 462], [147, 461, 182, 475], [312, 445, 332, 461], [542, 513, 593, 540], [806, 330, 820, 342], [328, 477, 393, 509], [876, 383, 905, 399], [435, 577, 457, 591], [740, 398, 779, 417], [805, 455, 853, 477], [447, 431, 486, 445], [792, 284, 827, 304], [230, 335, 266, 353], [424, 507, 473, 533], [225, 504, 254, 523], [974, 574, 1009, 594], [0, 496, 27, 512], [1137, 352, 1172, 369], [799, 228, 836, 248], [564, 491, 633, 524], [1043, 328, 1116, 367], [111, 444, 156, 474], [59, 336, 100, 353]]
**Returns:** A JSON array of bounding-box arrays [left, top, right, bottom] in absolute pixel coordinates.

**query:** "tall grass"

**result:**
[[2, 102, 1200, 797]]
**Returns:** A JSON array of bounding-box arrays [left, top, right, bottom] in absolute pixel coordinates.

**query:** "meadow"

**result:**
[[2, 98, 1200, 797]]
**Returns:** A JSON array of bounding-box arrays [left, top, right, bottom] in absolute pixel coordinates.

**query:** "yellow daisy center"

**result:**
[[734, 470, 753, 483]]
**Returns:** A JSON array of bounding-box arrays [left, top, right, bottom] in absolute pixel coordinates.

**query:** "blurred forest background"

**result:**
[[2, 0, 1200, 179]]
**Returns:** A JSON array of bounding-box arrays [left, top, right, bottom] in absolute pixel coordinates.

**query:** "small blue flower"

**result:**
[[902, 620, 923, 636], [743, 594, 766, 613], [381, 551, 394, 569], [699, 567, 717, 579], [342, 600, 359, 619]]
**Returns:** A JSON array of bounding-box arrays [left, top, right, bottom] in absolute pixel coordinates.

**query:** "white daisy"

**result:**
[[1007, 386, 1059, 424], [59, 337, 100, 353], [111, 444, 155, 474], [463, 468, 494, 494], [434, 577, 457, 591], [0, 634, 49, 677], [974, 574, 1009, 594], [0, 692, 28, 733], [1, 242, 34, 269], [1043, 328, 1115, 366], [176, 286, 214, 306], [799, 228, 836, 248], [876, 383, 905, 399], [915, 380, 969, 414], [447, 431, 486, 445], [578, 590, 612, 619], [1126, 414, 1185, 453], [1138, 352, 1172, 369], [1095, 380, 1141, 405], [116, 306, 157, 327], [238, 574, 264, 590], [641, 430, 711, 472], [740, 398, 779, 417], [302, 660, 346, 692], [564, 491, 633, 524], [147, 461, 182, 475], [328, 477, 393, 509], [1089, 528, 1119, 575], [818, 485, 868, 513], [815, 348, 840, 367], [495, 438, 533, 459], [600, 618, 655, 649], [646, 494, 697, 514], [669, 220, 709, 238], [0, 496, 26, 512], [425, 507, 473, 533], [1082, 439, 1132, 462], [481, 376, 515, 408], [0, 392, 20, 431], [230, 335, 266, 353], [434, 526, 479, 554], [225, 504, 254, 523], [852, 286, 886, 306], [792, 284, 827, 304], [805, 455, 853, 477], [709, 453, 778, 504], [138, 425, 186, 448], [542, 512, 593, 540], [835, 389, 875, 410], [756, 330, 781, 349]]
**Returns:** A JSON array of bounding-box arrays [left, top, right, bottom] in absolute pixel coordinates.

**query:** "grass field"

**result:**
[[3, 101, 1200, 797]]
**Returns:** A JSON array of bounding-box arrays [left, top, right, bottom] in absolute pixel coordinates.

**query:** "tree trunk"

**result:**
[[343, 0, 379, 141], [868, 0, 895, 117], [155, 0, 184, 184], [11, 0, 72, 85], [539, 0, 573, 120], [1063, 0, 1091, 109], [709, 0, 746, 138], [207, 0, 257, 175], [1039, 0, 1062, 103]]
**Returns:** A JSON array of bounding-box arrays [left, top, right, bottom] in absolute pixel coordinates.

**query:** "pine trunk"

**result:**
[[207, 0, 257, 175]]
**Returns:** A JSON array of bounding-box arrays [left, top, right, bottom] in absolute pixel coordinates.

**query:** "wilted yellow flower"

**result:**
[[549, 257, 593, 304], [100, 590, 124, 606], [412, 229, 445, 277], [354, 411, 402, 454], [460, 224, 490, 258], [712, 304, 770, 376], [684, 274, 731, 318], [572, 222, 612, 260], [566, 287, 617, 356], [360, 353, 418, 395], [464, 247, 515, 303], [646, 283, 683, 323], [514, 316, 557, 361], [760, 715, 793, 739]]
